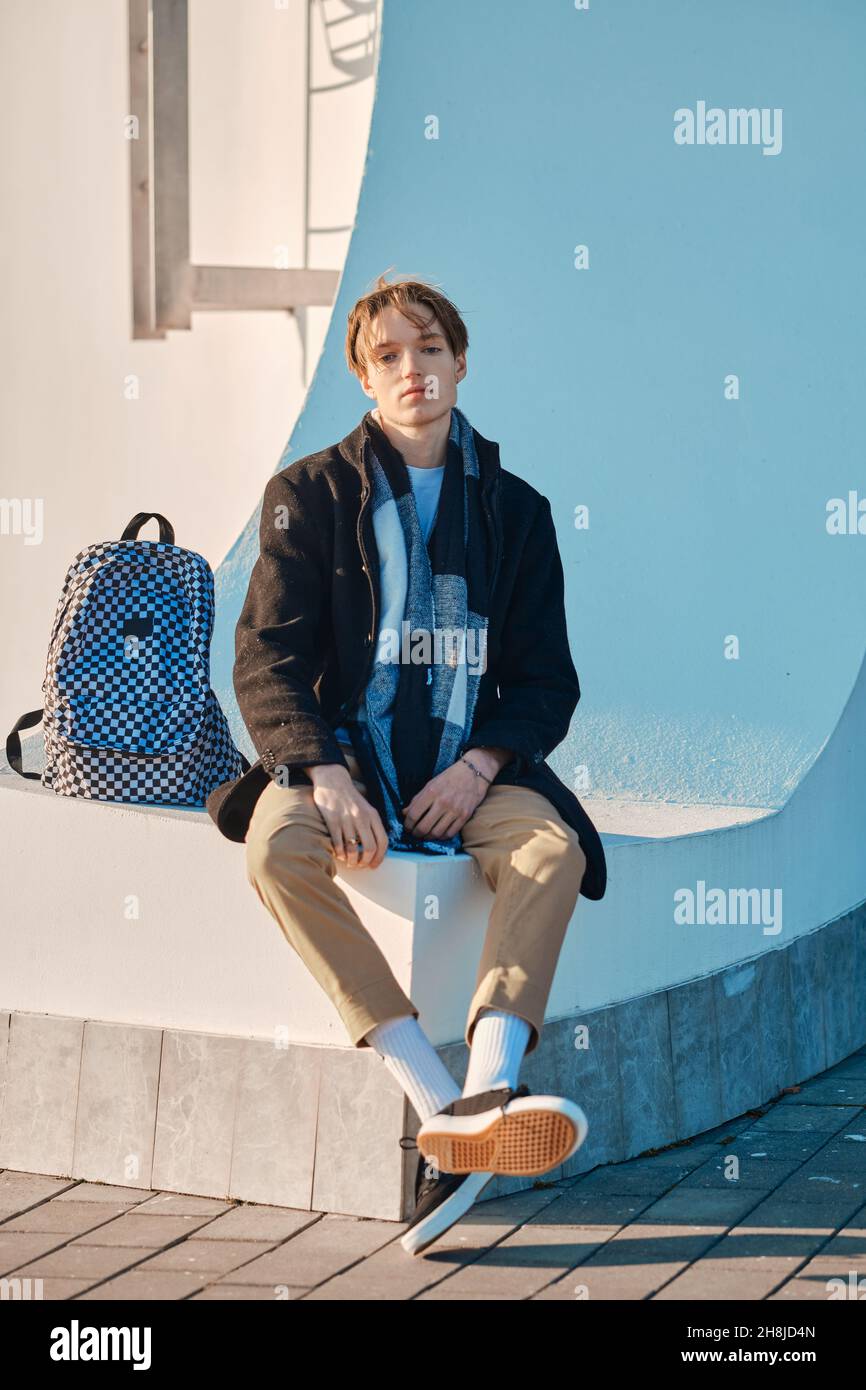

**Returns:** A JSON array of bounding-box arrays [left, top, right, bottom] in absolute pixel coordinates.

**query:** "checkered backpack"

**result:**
[[5, 511, 249, 805]]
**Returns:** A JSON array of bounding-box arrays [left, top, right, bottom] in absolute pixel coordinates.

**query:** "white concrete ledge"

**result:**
[[2, 636, 866, 1050]]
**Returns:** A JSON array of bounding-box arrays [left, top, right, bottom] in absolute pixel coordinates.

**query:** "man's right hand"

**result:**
[[302, 763, 389, 869]]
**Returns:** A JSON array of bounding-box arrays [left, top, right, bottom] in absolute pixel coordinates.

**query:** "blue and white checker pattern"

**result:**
[[40, 537, 246, 806]]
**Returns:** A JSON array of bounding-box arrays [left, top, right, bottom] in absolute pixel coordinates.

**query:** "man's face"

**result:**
[[357, 304, 466, 427]]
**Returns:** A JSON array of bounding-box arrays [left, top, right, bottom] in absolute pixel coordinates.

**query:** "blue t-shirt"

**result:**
[[405, 461, 446, 544], [333, 461, 445, 746]]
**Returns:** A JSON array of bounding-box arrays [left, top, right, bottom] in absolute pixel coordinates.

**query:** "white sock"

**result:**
[[365, 1015, 461, 1122], [463, 1008, 531, 1096]]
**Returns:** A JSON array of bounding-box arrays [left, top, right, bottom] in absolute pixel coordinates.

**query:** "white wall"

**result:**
[[0, 0, 379, 733]]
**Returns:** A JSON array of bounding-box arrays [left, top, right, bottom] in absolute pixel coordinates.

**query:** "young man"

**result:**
[[207, 275, 607, 1256]]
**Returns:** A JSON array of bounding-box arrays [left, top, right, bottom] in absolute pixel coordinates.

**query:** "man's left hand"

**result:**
[[401, 746, 513, 841]]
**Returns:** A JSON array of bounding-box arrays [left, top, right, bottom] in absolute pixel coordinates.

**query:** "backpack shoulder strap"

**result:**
[[5, 708, 44, 779]]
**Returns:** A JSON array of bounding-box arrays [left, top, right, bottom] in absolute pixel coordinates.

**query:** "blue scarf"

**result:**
[[345, 406, 490, 855]]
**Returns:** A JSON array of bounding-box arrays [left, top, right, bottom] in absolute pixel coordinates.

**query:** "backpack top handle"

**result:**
[[120, 512, 175, 545]]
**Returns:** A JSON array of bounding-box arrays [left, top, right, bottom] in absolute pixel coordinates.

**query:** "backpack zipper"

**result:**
[[60, 740, 195, 758], [49, 698, 208, 759]]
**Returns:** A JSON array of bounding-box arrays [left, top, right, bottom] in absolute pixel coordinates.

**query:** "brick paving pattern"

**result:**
[[1, 1047, 864, 1301]]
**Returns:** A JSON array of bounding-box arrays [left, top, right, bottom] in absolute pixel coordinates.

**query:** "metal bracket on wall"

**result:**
[[127, 0, 344, 339]]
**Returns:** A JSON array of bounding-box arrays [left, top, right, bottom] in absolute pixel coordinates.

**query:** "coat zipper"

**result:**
[[335, 461, 378, 724], [338, 462, 406, 819], [482, 472, 501, 598]]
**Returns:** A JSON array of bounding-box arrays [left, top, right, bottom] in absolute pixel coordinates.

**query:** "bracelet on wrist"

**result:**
[[460, 752, 493, 784]]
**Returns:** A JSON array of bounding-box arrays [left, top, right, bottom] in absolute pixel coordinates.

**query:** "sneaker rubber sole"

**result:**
[[416, 1095, 588, 1177]]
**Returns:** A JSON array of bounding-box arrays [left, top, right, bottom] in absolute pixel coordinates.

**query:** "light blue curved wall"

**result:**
[[213, 0, 866, 811]]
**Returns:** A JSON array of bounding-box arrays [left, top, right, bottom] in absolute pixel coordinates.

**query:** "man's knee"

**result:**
[[534, 824, 587, 891]]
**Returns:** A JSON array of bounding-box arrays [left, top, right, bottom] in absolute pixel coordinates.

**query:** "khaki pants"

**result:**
[[244, 751, 586, 1056]]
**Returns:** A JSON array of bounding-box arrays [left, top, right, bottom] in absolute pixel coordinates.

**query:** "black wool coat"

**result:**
[[206, 411, 607, 900]]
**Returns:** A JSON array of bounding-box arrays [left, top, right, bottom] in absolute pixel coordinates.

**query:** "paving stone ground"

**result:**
[[1, 1047, 864, 1301]]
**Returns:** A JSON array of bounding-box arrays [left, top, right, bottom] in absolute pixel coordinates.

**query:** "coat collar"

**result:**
[[337, 408, 502, 496]]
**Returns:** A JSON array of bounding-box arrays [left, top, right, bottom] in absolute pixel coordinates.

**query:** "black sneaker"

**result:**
[[398, 1137, 494, 1257]]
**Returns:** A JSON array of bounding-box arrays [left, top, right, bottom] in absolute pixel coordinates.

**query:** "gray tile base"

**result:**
[[1, 905, 864, 1220]]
